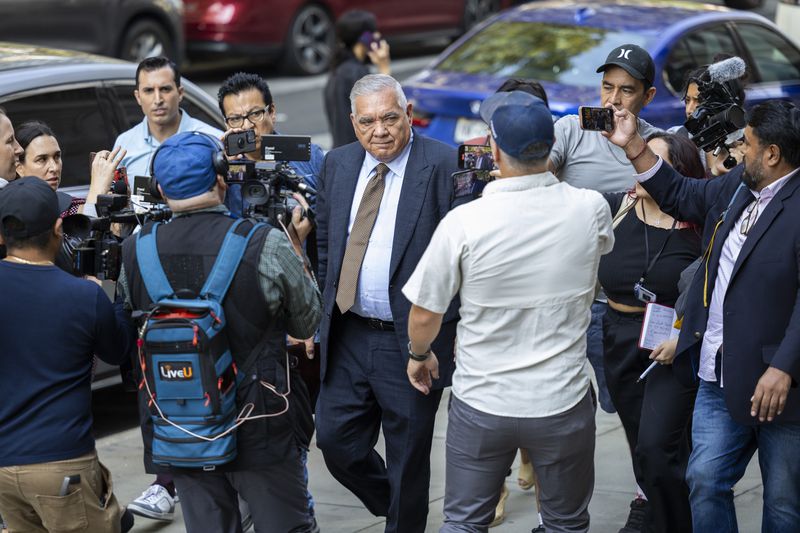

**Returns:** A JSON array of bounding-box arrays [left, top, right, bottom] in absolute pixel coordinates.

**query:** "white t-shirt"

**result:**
[[403, 172, 614, 417]]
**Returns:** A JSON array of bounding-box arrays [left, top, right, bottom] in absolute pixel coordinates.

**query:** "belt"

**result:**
[[346, 312, 395, 331]]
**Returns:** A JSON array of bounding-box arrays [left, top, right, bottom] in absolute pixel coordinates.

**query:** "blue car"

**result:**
[[404, 0, 800, 145]]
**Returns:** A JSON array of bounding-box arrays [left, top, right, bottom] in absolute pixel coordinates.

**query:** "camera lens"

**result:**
[[237, 137, 245, 148]]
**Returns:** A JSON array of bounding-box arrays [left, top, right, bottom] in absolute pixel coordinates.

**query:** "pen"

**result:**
[[636, 361, 659, 383]]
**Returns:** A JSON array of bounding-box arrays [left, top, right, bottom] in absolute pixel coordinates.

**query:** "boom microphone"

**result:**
[[707, 56, 746, 84]]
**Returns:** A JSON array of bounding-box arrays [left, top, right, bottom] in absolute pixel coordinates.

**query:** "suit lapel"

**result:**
[[390, 137, 432, 280], [729, 171, 800, 283], [330, 146, 366, 281], [706, 186, 752, 291]]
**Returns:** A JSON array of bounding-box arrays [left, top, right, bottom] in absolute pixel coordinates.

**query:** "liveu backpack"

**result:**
[[135, 218, 264, 469]]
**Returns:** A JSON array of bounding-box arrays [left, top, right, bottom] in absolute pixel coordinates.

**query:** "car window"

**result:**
[[435, 21, 652, 87], [735, 23, 800, 84], [4, 87, 114, 189], [664, 24, 738, 95]]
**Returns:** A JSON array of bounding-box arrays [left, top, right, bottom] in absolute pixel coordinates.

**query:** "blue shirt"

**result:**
[[349, 135, 414, 321], [0, 262, 135, 466], [113, 109, 223, 186]]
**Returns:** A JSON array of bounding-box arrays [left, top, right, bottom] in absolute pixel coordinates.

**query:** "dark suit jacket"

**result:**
[[642, 162, 800, 425], [316, 133, 459, 389]]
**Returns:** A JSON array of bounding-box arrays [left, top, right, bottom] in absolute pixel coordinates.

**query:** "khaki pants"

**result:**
[[0, 450, 121, 533]]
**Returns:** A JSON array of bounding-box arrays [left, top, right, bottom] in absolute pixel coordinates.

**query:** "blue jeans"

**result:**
[[687, 380, 800, 533], [588, 301, 615, 413]]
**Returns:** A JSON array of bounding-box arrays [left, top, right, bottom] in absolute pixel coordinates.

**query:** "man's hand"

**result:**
[[650, 338, 678, 365], [407, 352, 439, 395], [750, 366, 792, 422], [602, 105, 642, 153], [288, 193, 313, 244], [367, 39, 391, 75], [288, 335, 315, 359]]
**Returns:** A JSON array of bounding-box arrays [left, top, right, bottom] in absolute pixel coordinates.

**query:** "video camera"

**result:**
[[225, 134, 316, 228], [684, 57, 747, 169], [61, 182, 171, 281]]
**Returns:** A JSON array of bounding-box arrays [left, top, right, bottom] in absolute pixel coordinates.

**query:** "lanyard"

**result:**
[[639, 203, 677, 286]]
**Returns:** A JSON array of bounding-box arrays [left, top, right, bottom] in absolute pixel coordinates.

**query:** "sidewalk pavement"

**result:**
[[98, 389, 763, 533]]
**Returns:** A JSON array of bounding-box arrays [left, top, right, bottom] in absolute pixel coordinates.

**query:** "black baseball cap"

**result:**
[[596, 44, 655, 87], [0, 176, 69, 238]]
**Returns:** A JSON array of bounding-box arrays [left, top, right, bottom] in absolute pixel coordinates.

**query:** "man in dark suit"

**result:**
[[315, 73, 459, 533], [607, 100, 800, 532]]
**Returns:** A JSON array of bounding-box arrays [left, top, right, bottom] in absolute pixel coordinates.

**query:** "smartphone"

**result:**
[[452, 169, 493, 200], [224, 130, 257, 157], [458, 144, 494, 171], [578, 106, 614, 132], [359, 30, 379, 48]]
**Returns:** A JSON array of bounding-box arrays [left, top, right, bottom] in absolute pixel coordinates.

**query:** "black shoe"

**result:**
[[531, 526, 545, 533], [618, 498, 649, 533], [120, 508, 135, 533]]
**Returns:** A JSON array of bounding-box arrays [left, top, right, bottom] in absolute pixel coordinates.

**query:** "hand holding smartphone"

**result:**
[[579, 106, 615, 132]]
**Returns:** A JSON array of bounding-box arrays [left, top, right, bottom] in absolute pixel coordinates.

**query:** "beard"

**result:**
[[741, 157, 764, 190]]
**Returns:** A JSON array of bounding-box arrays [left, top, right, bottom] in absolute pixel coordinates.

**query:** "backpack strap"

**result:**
[[201, 218, 266, 303], [135, 222, 175, 302]]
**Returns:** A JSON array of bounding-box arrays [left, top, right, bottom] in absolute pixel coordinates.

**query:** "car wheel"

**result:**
[[463, 0, 500, 31], [723, 0, 763, 9], [281, 4, 334, 76], [119, 19, 175, 63]]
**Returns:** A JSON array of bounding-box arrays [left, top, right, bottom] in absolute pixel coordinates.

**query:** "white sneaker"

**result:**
[[127, 484, 175, 521]]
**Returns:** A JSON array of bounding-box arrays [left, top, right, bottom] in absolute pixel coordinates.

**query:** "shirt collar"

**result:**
[[143, 109, 188, 144], [363, 131, 414, 178], [482, 171, 559, 196], [751, 167, 798, 201], [172, 204, 230, 218], [0, 177, 7, 189]]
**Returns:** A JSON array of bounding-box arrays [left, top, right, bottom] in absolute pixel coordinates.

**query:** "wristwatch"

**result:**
[[407, 341, 431, 362]]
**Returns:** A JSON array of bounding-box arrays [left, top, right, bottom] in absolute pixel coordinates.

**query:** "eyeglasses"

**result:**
[[224, 106, 270, 128], [740, 199, 759, 236]]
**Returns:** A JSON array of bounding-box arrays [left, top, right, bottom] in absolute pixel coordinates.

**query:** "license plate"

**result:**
[[454, 118, 488, 143]]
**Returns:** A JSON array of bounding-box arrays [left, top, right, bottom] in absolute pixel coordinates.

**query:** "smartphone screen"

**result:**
[[452, 169, 493, 200], [458, 144, 494, 171], [579, 106, 614, 132]]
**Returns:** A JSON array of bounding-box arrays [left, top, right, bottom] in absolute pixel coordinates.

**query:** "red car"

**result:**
[[185, 0, 510, 75]]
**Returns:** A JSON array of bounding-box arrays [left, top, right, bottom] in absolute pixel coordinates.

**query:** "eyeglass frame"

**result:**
[[740, 198, 760, 236], [224, 105, 272, 128]]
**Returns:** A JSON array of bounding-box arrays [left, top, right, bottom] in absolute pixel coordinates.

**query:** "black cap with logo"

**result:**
[[596, 44, 655, 87]]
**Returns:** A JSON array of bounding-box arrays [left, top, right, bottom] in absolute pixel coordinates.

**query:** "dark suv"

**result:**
[[0, 0, 184, 64]]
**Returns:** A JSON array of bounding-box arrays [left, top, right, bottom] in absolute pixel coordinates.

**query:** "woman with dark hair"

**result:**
[[598, 132, 704, 533], [324, 9, 391, 148], [15, 120, 124, 217]]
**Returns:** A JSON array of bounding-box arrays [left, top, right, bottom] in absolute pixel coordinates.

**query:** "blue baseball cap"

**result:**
[[483, 91, 554, 161], [152, 132, 220, 200]]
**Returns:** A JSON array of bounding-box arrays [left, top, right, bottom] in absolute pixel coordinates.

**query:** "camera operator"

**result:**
[[403, 91, 613, 532], [114, 57, 222, 186], [607, 99, 800, 532], [673, 55, 747, 177], [117, 131, 321, 533], [217, 72, 325, 217], [0, 177, 135, 532]]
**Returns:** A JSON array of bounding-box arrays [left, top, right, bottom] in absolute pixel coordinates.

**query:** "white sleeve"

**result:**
[[635, 156, 664, 182], [402, 213, 465, 314], [596, 194, 614, 255]]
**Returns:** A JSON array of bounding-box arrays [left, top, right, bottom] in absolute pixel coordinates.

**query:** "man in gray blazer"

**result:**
[[315, 74, 459, 533]]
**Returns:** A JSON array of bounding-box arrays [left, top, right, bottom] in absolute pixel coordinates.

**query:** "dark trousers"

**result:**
[[172, 447, 312, 533], [316, 313, 443, 533], [603, 307, 697, 533]]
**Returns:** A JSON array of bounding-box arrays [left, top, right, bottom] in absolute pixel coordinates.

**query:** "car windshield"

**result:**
[[436, 21, 653, 87]]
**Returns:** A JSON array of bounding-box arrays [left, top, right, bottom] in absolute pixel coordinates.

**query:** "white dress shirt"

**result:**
[[348, 135, 413, 321], [403, 172, 614, 417], [636, 158, 795, 384]]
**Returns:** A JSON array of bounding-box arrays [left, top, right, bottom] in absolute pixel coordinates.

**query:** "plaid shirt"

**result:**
[[118, 205, 321, 339]]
